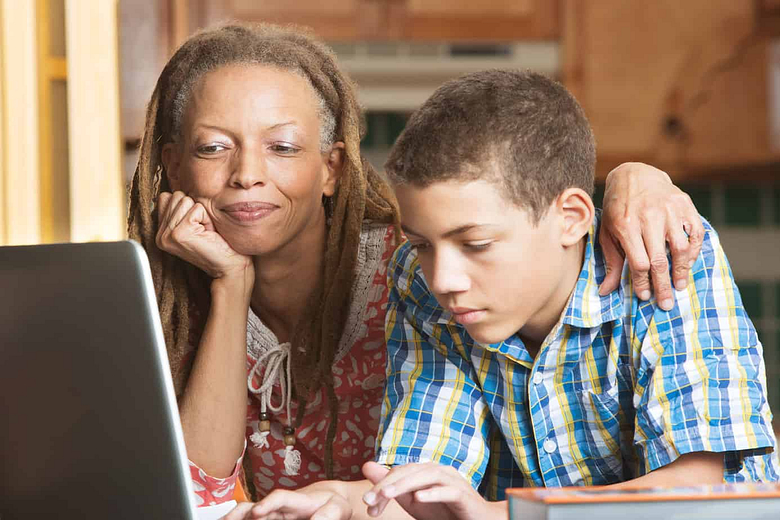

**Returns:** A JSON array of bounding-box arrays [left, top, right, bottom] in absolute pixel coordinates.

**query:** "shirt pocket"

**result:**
[[580, 383, 625, 483]]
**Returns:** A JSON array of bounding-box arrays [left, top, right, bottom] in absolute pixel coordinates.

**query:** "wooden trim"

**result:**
[[170, 0, 190, 51], [36, 0, 54, 242], [65, 0, 125, 242], [0, 0, 41, 245], [37, 0, 69, 244], [47, 58, 68, 80], [0, 2, 5, 245]]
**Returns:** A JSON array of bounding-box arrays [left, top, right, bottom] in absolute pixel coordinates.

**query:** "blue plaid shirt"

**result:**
[[376, 215, 778, 500]]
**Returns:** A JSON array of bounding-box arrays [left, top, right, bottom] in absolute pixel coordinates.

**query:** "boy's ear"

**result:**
[[556, 188, 595, 247], [322, 141, 345, 197], [161, 143, 182, 191]]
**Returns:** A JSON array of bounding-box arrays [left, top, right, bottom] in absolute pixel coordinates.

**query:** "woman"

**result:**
[[127, 23, 703, 507]]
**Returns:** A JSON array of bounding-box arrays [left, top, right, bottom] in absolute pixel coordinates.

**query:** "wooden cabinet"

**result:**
[[198, 0, 559, 42], [562, 0, 776, 178], [120, 0, 778, 180], [199, 0, 376, 41], [393, 0, 558, 41]]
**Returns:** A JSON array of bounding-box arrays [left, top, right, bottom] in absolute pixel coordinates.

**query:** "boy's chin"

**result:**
[[464, 323, 515, 345]]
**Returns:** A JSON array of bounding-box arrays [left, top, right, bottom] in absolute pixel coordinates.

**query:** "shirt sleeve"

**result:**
[[189, 442, 245, 507], [631, 220, 778, 481], [375, 242, 494, 490]]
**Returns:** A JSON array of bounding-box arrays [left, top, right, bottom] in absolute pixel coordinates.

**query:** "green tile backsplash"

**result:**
[[738, 281, 764, 319], [725, 187, 761, 226], [679, 184, 713, 223]]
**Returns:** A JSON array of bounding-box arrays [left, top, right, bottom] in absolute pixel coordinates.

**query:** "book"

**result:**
[[507, 483, 780, 519]]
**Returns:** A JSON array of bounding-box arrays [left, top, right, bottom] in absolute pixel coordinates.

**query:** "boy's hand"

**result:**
[[223, 488, 352, 520], [156, 191, 252, 280], [599, 162, 704, 310], [361, 461, 506, 520]]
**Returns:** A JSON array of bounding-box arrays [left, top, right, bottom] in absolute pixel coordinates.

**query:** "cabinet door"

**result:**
[[204, 0, 383, 41], [400, 0, 559, 41], [563, 0, 773, 177]]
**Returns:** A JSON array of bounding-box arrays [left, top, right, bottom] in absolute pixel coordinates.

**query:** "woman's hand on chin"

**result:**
[[156, 191, 253, 281]]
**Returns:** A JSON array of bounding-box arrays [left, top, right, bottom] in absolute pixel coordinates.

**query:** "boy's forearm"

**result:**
[[609, 451, 723, 489]]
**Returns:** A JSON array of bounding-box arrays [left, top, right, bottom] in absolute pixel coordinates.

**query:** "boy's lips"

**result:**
[[448, 306, 486, 325], [221, 201, 278, 223]]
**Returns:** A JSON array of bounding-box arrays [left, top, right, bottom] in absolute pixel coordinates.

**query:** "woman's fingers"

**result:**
[[598, 231, 626, 296], [245, 489, 345, 520], [310, 494, 352, 520], [610, 216, 653, 302], [669, 195, 705, 288], [222, 501, 255, 520], [638, 208, 673, 311], [166, 194, 195, 232], [668, 218, 693, 291]]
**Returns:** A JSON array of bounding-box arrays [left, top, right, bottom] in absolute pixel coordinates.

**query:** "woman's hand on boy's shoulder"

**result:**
[[599, 162, 705, 311], [361, 461, 506, 520]]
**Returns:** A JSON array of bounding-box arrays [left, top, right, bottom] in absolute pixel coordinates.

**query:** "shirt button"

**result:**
[[543, 438, 557, 453], [532, 372, 544, 385]]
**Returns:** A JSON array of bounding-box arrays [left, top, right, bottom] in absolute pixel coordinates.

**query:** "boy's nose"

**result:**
[[428, 253, 470, 296]]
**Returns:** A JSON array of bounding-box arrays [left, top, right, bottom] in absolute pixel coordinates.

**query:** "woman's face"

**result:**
[[162, 64, 342, 256]]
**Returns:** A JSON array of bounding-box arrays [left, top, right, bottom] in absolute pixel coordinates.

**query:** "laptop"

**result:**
[[0, 240, 200, 519]]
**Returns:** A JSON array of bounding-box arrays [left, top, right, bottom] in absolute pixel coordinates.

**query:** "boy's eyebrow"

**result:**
[[401, 223, 488, 239]]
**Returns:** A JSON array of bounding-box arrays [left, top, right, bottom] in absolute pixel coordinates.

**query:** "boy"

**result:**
[[360, 69, 778, 519], [227, 70, 777, 520]]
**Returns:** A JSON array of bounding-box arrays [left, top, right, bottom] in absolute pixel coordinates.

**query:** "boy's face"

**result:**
[[395, 178, 575, 345]]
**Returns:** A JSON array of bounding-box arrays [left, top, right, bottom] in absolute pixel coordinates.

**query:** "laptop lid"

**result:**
[[0, 240, 196, 519]]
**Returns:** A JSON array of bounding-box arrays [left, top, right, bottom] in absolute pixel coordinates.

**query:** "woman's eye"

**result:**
[[271, 144, 299, 155], [197, 144, 227, 154], [465, 241, 492, 251]]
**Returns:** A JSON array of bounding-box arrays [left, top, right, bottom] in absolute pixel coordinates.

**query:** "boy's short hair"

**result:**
[[385, 69, 596, 223]]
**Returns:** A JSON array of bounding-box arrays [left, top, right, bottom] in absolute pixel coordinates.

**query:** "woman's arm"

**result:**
[[600, 162, 705, 311], [178, 272, 253, 477], [156, 191, 255, 477]]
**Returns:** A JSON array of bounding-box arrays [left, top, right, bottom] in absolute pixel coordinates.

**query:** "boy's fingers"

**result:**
[[414, 485, 462, 503], [362, 461, 390, 484], [376, 465, 463, 502], [598, 233, 624, 296]]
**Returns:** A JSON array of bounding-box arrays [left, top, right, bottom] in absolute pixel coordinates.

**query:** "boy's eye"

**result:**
[[464, 241, 493, 251], [409, 242, 431, 253]]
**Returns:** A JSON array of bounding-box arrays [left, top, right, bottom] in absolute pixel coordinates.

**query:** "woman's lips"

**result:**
[[221, 202, 278, 223]]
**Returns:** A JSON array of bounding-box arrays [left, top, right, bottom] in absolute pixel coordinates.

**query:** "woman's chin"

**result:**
[[222, 235, 272, 257]]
